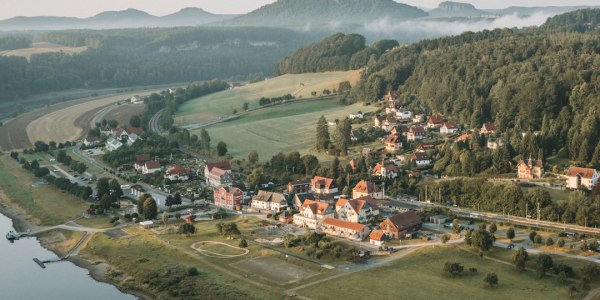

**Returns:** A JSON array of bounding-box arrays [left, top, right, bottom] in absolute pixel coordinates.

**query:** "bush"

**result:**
[[534, 234, 542, 244], [545, 237, 554, 246], [187, 267, 199, 276], [529, 231, 537, 242], [557, 238, 565, 247]]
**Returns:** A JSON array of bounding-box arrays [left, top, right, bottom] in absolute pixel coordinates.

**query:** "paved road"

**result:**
[[148, 108, 166, 136]]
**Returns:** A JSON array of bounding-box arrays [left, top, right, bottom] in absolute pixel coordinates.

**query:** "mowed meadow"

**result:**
[[192, 99, 376, 160], [175, 70, 361, 125]]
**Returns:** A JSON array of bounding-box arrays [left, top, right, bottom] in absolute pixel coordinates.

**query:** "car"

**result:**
[[442, 224, 450, 228]]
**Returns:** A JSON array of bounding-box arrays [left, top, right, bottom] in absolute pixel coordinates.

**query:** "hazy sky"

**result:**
[[1, 0, 599, 20]]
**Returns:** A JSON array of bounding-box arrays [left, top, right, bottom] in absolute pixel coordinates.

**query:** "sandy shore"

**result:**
[[0, 187, 149, 300]]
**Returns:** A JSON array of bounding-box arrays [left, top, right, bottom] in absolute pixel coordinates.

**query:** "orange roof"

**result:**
[[566, 167, 597, 179], [442, 121, 458, 129], [166, 165, 191, 176], [349, 159, 358, 170], [385, 135, 399, 144], [301, 200, 331, 216], [144, 160, 160, 169], [369, 230, 386, 241], [335, 198, 370, 214], [372, 163, 398, 174], [481, 122, 497, 132], [409, 126, 426, 136], [456, 133, 471, 142], [382, 211, 421, 230], [427, 113, 444, 125], [206, 161, 231, 172], [353, 180, 380, 194], [417, 143, 436, 151], [322, 217, 366, 232], [311, 176, 336, 190]]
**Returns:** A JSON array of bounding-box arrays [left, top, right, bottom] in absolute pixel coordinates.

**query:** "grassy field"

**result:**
[[299, 245, 581, 300], [102, 103, 145, 126], [192, 99, 376, 160], [521, 186, 571, 202], [175, 70, 361, 124], [0, 154, 87, 225], [0, 42, 87, 61]]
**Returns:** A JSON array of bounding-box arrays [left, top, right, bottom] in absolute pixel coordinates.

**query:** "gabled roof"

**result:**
[[217, 185, 242, 194], [411, 152, 431, 161], [144, 160, 160, 169], [166, 165, 191, 176], [206, 161, 231, 172], [336, 198, 372, 215], [85, 136, 100, 142], [442, 121, 458, 129], [383, 211, 421, 230], [385, 135, 400, 144], [391, 125, 408, 135], [354, 195, 379, 210], [416, 143, 436, 151], [353, 180, 380, 194], [456, 133, 471, 142], [106, 137, 122, 146], [311, 176, 336, 190], [427, 113, 444, 125], [301, 200, 331, 216], [517, 159, 543, 168], [481, 122, 497, 132], [289, 179, 310, 186], [252, 190, 286, 204], [210, 167, 228, 177], [294, 193, 316, 204], [409, 126, 426, 136], [372, 162, 398, 174], [375, 115, 386, 123], [322, 217, 366, 232], [566, 167, 598, 179], [369, 230, 386, 241], [135, 154, 151, 165]]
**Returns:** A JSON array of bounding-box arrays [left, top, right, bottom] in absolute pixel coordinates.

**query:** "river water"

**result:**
[[0, 213, 136, 300]]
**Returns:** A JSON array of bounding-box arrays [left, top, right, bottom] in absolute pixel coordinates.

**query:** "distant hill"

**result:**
[[223, 0, 427, 28], [428, 1, 488, 18], [486, 6, 600, 17], [0, 7, 237, 31]]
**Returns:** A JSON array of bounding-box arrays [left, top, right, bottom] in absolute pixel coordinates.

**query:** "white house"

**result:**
[[130, 95, 144, 104], [407, 126, 426, 141], [320, 217, 370, 241], [292, 200, 334, 229], [349, 112, 364, 120], [204, 161, 232, 187], [335, 197, 379, 224], [411, 152, 432, 166], [352, 180, 383, 200], [372, 162, 399, 179], [396, 110, 413, 120], [440, 121, 459, 134], [105, 137, 123, 152], [84, 136, 101, 147], [565, 167, 599, 190], [412, 114, 425, 123], [142, 160, 161, 175], [487, 138, 506, 150], [369, 230, 386, 246], [310, 176, 338, 195], [164, 165, 191, 181], [251, 190, 288, 212]]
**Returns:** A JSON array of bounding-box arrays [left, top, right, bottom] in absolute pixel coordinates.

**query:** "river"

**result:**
[[0, 212, 136, 300]]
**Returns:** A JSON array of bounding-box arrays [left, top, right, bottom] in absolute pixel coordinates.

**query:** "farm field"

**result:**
[[25, 89, 163, 145], [299, 245, 581, 300], [101, 103, 145, 126], [175, 70, 361, 125], [0, 42, 87, 61], [193, 99, 376, 160]]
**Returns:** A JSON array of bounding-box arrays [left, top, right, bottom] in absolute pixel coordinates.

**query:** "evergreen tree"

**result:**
[[96, 178, 110, 200], [316, 116, 330, 151], [109, 178, 123, 198], [200, 129, 211, 150], [143, 198, 158, 220]]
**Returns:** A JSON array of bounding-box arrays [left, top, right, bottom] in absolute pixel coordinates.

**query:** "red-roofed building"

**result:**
[[134, 154, 151, 170], [411, 152, 431, 166], [287, 180, 311, 194], [481, 122, 497, 135], [565, 167, 599, 190], [379, 211, 422, 239], [204, 161, 232, 187], [440, 121, 459, 134], [384, 135, 402, 153], [310, 176, 338, 195], [352, 180, 382, 199], [416, 143, 436, 153], [293, 200, 334, 229], [84, 136, 101, 146], [320, 217, 371, 241], [213, 186, 244, 210], [372, 162, 399, 179], [335, 197, 379, 224], [456, 133, 471, 143], [517, 158, 544, 180], [369, 230, 387, 246], [142, 160, 161, 174], [165, 165, 191, 181], [427, 113, 444, 128], [407, 126, 426, 141]]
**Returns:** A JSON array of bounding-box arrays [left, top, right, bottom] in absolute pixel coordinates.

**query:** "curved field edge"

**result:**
[[175, 70, 361, 125]]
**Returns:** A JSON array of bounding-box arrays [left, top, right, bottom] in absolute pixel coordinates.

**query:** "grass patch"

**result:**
[[176, 70, 360, 124], [300, 245, 581, 300], [520, 186, 571, 202], [193, 100, 376, 160], [0, 155, 87, 225]]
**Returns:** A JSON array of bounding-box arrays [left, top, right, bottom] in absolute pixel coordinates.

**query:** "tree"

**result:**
[[243, 102, 249, 111], [96, 178, 110, 200], [471, 228, 494, 254], [162, 212, 169, 225], [536, 254, 553, 277], [464, 229, 473, 246], [452, 219, 461, 234], [137, 193, 151, 216], [109, 178, 123, 198], [100, 194, 113, 209], [484, 273, 498, 288], [173, 192, 182, 206], [143, 198, 158, 220], [239, 239, 248, 248], [217, 141, 228, 156], [248, 150, 259, 164], [545, 237, 554, 246], [108, 119, 119, 128], [513, 247, 528, 271], [129, 115, 141, 127], [534, 234, 543, 244], [506, 227, 515, 241], [441, 234, 450, 244], [557, 238, 565, 247], [165, 195, 174, 208], [529, 231, 537, 242], [200, 129, 211, 150], [178, 223, 196, 234], [443, 261, 464, 277], [316, 116, 330, 151], [488, 223, 497, 234]]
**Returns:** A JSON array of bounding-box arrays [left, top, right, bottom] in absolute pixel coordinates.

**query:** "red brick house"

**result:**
[[379, 211, 422, 239], [213, 186, 244, 210]]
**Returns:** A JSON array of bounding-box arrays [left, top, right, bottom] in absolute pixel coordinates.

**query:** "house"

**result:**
[[348, 112, 364, 120], [134, 154, 151, 170], [335, 197, 379, 224], [352, 180, 383, 199], [142, 160, 161, 175], [369, 230, 387, 246], [310, 176, 338, 195], [374, 115, 386, 129], [382, 116, 398, 132], [204, 161, 232, 187], [130, 184, 143, 197], [391, 125, 408, 137], [429, 215, 450, 225], [112, 127, 144, 140], [213, 186, 244, 210], [351, 129, 360, 142], [279, 211, 294, 223], [384, 135, 402, 153], [126, 133, 141, 145], [293, 200, 334, 229], [320, 217, 371, 241], [487, 138, 506, 150], [427, 113, 444, 128], [287, 180, 311, 194], [293, 193, 316, 209], [456, 133, 471, 143], [407, 126, 426, 141], [105, 137, 123, 152], [412, 114, 425, 123], [130, 95, 144, 104], [372, 162, 399, 179], [440, 121, 459, 134], [416, 143, 436, 153], [411, 152, 431, 166], [251, 190, 288, 212], [565, 167, 599, 190], [83, 136, 101, 147], [165, 165, 191, 181], [348, 159, 358, 172], [517, 158, 544, 179], [384, 91, 398, 101], [481, 122, 497, 135], [396, 111, 413, 120], [379, 211, 422, 239]]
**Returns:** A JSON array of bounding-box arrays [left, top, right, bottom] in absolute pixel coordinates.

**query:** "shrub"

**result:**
[[557, 238, 565, 247], [187, 267, 199, 276], [545, 237, 554, 246]]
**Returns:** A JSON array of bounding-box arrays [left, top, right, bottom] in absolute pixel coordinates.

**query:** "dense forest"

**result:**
[[348, 9, 600, 166], [0, 27, 320, 104], [0, 36, 32, 51], [275, 33, 398, 74]]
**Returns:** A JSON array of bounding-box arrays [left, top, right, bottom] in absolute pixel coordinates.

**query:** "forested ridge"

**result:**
[[0, 27, 320, 104], [348, 9, 600, 165]]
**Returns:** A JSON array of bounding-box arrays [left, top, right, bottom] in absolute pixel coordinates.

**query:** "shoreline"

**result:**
[[0, 187, 148, 300]]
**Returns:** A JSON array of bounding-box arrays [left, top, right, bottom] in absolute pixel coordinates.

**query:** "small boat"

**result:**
[[6, 230, 22, 241]]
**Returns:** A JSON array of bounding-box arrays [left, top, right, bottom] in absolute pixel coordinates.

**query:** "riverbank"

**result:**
[[0, 186, 144, 299]]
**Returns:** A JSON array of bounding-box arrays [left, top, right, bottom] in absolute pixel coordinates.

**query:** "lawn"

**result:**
[[0, 155, 87, 225], [175, 70, 360, 124], [521, 185, 571, 202], [299, 245, 580, 300], [192, 100, 377, 160]]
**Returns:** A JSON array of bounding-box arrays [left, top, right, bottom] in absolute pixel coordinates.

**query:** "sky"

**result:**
[[0, 0, 599, 20]]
